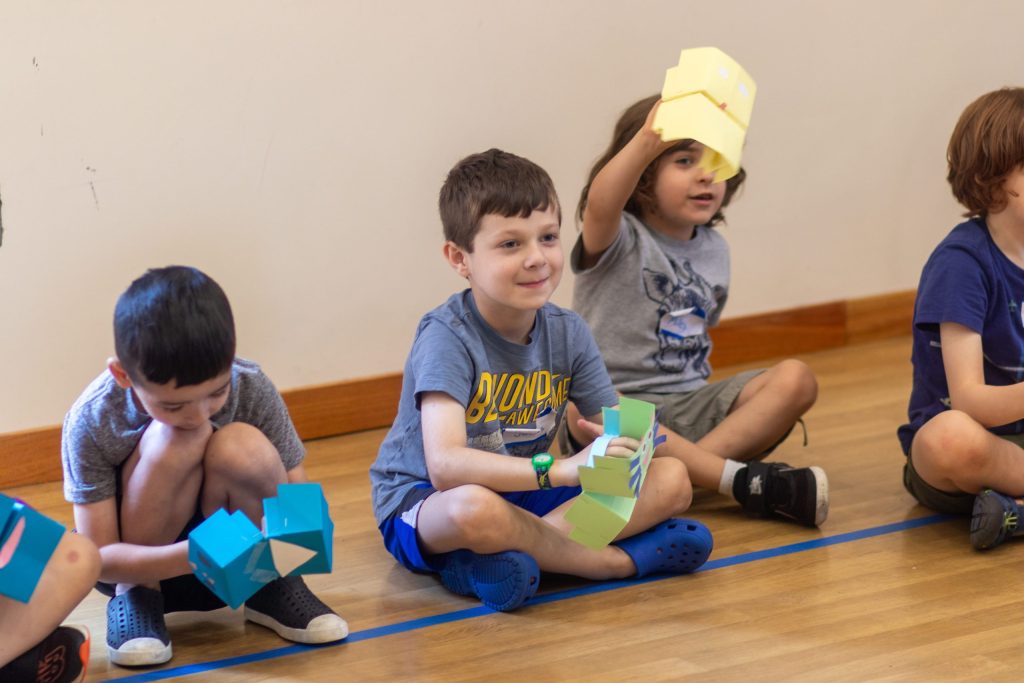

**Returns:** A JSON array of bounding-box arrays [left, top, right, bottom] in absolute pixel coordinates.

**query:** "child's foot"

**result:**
[[0, 624, 90, 683], [734, 461, 829, 527], [106, 586, 172, 667], [614, 518, 713, 577], [244, 575, 349, 644], [436, 549, 540, 612], [971, 489, 1024, 550]]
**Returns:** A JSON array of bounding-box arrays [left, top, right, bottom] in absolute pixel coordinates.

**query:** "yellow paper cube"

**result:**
[[652, 47, 757, 182]]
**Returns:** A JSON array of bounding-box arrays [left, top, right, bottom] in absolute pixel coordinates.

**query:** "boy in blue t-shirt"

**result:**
[[370, 149, 713, 612], [898, 87, 1024, 550], [62, 266, 347, 667]]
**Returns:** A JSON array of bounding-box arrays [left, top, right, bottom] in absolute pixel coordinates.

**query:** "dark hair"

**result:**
[[947, 87, 1024, 217], [439, 148, 561, 251], [577, 94, 747, 226], [114, 266, 236, 387]]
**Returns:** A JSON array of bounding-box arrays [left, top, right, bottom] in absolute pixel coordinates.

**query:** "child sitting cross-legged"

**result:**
[[369, 148, 713, 612], [898, 87, 1024, 550]]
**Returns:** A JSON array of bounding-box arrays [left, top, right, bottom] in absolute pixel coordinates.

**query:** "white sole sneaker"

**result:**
[[245, 608, 349, 644], [108, 637, 172, 667]]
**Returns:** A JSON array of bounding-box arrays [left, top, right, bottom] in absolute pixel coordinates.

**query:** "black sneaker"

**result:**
[[971, 489, 1024, 550], [106, 586, 172, 667], [0, 625, 90, 683], [733, 461, 829, 527], [244, 575, 348, 644]]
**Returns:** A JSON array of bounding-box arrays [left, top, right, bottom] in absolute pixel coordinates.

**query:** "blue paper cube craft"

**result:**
[[188, 508, 277, 609], [0, 494, 65, 603], [263, 483, 333, 576]]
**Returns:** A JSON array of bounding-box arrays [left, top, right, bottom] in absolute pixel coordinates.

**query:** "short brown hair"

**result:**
[[439, 149, 561, 251], [577, 94, 747, 225], [947, 87, 1024, 217]]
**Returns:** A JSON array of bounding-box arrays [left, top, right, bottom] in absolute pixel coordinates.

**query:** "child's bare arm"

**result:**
[[421, 393, 635, 491], [580, 101, 673, 268], [941, 321, 1024, 426], [73, 498, 190, 585]]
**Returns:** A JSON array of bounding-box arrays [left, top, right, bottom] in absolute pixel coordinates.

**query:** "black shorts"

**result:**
[[902, 456, 974, 516]]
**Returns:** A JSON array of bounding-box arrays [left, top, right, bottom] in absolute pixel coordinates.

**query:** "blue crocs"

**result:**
[[614, 518, 713, 577], [436, 549, 540, 612]]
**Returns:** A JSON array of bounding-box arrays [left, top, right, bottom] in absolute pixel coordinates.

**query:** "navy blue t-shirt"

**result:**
[[898, 219, 1024, 454]]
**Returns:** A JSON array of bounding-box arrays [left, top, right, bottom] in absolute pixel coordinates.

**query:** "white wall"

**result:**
[[1, 0, 1020, 433]]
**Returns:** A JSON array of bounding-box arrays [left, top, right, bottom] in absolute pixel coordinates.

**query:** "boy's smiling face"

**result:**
[[445, 205, 563, 343], [108, 359, 232, 431]]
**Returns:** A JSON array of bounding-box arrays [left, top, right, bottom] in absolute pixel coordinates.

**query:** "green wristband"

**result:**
[[531, 452, 554, 490]]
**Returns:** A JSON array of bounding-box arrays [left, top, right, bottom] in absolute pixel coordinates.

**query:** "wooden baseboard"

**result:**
[[0, 289, 915, 489], [845, 290, 916, 345], [0, 426, 63, 490]]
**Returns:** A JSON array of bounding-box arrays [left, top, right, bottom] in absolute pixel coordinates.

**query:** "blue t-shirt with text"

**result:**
[[369, 290, 619, 525]]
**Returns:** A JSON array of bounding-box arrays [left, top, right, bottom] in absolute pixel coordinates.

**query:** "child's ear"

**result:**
[[107, 357, 133, 389], [443, 241, 471, 279]]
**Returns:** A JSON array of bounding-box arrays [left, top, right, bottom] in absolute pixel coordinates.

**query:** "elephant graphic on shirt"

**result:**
[[642, 261, 722, 377]]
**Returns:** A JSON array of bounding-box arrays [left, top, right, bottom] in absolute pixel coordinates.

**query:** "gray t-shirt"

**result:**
[[62, 358, 305, 505], [369, 290, 619, 525], [571, 211, 730, 394]]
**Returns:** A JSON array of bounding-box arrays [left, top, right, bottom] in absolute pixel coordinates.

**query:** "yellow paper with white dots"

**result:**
[[652, 47, 757, 182]]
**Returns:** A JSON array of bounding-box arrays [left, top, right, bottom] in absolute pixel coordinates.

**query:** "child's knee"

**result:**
[[205, 423, 283, 483], [440, 485, 514, 546], [774, 359, 818, 409], [134, 419, 212, 470], [53, 532, 101, 593], [648, 458, 693, 515], [914, 410, 991, 474]]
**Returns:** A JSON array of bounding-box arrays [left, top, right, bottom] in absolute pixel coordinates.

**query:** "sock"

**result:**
[[719, 460, 746, 499]]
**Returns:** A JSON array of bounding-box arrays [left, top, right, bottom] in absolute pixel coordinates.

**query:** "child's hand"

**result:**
[[641, 99, 679, 150], [573, 418, 641, 456], [596, 436, 642, 457], [550, 435, 638, 488]]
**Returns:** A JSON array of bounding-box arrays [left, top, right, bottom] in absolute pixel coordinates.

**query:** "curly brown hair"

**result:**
[[947, 87, 1024, 217], [577, 94, 747, 225]]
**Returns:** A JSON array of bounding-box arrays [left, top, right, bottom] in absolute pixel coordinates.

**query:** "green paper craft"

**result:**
[[567, 397, 658, 549]]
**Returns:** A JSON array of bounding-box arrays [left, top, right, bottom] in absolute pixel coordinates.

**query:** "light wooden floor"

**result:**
[[16, 336, 1024, 682]]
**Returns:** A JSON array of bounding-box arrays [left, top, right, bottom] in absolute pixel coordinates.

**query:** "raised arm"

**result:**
[[579, 101, 673, 268], [941, 321, 1024, 427]]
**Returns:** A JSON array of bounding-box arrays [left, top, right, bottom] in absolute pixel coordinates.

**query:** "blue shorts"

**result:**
[[379, 483, 583, 573]]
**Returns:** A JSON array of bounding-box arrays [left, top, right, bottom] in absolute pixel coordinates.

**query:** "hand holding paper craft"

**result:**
[[565, 397, 661, 549], [652, 46, 756, 182], [188, 482, 334, 608], [0, 493, 65, 603]]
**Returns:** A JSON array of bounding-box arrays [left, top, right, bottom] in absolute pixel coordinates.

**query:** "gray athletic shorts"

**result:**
[[627, 370, 764, 444]]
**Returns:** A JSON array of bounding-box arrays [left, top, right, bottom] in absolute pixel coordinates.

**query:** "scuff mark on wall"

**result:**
[[0, 185, 5, 248], [87, 166, 99, 210]]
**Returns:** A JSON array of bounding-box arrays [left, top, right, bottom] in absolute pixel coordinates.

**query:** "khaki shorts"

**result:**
[[627, 370, 764, 444], [558, 370, 799, 457], [903, 431, 1024, 515]]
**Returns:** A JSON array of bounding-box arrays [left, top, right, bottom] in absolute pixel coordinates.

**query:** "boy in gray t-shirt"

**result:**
[[61, 266, 347, 667], [370, 149, 713, 612]]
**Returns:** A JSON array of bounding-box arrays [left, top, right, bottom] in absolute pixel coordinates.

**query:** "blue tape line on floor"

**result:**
[[111, 513, 954, 682]]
